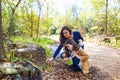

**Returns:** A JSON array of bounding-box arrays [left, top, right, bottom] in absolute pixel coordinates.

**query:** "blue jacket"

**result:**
[[52, 31, 84, 59]]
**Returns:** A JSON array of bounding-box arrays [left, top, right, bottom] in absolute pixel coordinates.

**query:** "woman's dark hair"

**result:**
[[60, 26, 72, 46], [64, 39, 80, 51]]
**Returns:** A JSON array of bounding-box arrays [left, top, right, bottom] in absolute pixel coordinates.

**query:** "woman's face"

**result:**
[[62, 30, 71, 38], [66, 44, 73, 51]]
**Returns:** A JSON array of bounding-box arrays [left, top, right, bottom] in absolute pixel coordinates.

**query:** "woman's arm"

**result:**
[[52, 45, 62, 59], [77, 31, 84, 41]]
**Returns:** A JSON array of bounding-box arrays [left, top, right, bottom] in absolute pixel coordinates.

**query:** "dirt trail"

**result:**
[[84, 42, 120, 79]]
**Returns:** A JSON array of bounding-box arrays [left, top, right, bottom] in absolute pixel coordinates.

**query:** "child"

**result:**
[[64, 39, 90, 74]]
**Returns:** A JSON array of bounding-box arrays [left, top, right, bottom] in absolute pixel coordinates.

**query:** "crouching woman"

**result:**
[[64, 39, 90, 74]]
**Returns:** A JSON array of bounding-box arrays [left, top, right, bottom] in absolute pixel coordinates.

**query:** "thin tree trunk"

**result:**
[[105, 0, 108, 36], [36, 0, 42, 38], [8, 10, 15, 36], [7, 0, 21, 37], [30, 7, 33, 37], [46, 2, 49, 35], [65, 0, 68, 25], [0, 0, 6, 59], [37, 10, 40, 38]]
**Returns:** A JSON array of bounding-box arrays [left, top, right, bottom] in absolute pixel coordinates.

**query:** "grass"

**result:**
[[100, 38, 120, 48], [6, 36, 56, 72], [12, 36, 55, 46], [13, 36, 55, 56], [39, 63, 53, 72], [86, 36, 120, 48]]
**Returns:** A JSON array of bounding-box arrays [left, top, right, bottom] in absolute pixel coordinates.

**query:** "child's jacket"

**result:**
[[76, 48, 90, 74]]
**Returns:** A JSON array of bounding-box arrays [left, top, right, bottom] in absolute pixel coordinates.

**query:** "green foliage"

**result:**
[[39, 63, 53, 72], [12, 36, 55, 58], [12, 36, 55, 45], [86, 35, 120, 48], [1, 0, 120, 49], [101, 38, 120, 48], [6, 51, 18, 63], [90, 0, 104, 11]]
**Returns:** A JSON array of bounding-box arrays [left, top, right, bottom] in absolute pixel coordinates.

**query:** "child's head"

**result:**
[[64, 39, 80, 51]]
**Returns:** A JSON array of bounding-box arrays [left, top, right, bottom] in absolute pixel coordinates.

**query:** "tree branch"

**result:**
[[6, 0, 13, 10], [6, 0, 21, 12], [13, 0, 21, 11]]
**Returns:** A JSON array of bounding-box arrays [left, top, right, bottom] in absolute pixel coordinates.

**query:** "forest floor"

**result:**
[[42, 36, 120, 80]]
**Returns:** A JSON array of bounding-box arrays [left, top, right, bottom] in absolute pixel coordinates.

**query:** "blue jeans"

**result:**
[[60, 51, 82, 72]]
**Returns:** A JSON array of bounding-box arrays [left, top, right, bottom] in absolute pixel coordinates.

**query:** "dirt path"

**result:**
[[84, 42, 120, 80]]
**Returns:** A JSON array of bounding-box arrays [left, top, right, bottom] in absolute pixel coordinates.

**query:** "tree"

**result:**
[[36, 0, 43, 38], [6, 0, 21, 36], [0, 0, 6, 59], [105, 0, 108, 36], [108, 0, 120, 35]]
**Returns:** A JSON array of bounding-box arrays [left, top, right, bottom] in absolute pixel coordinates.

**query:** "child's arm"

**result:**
[[80, 52, 89, 61], [64, 57, 72, 63], [75, 51, 89, 61]]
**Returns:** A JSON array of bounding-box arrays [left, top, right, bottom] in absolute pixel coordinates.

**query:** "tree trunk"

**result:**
[[7, 0, 21, 37], [0, 0, 6, 59], [8, 10, 15, 36], [46, 2, 49, 35], [105, 0, 108, 36], [36, 10, 40, 38], [36, 0, 42, 38], [30, 7, 33, 37]]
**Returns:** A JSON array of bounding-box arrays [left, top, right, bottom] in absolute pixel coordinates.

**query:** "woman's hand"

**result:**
[[46, 57, 54, 63]]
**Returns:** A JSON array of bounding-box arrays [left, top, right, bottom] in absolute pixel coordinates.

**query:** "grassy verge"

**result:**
[[11, 36, 55, 56], [86, 36, 120, 48], [100, 38, 120, 48], [9, 36, 56, 72]]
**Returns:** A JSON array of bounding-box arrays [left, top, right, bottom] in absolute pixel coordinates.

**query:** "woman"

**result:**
[[46, 26, 84, 62], [64, 39, 90, 73]]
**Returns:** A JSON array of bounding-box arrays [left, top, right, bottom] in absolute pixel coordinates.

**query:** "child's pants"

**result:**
[[72, 56, 82, 72]]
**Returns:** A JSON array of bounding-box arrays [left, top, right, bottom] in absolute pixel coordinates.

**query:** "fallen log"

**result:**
[[103, 37, 110, 43]]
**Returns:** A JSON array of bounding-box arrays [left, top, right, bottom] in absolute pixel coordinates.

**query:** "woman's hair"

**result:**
[[60, 26, 72, 46], [64, 39, 80, 51]]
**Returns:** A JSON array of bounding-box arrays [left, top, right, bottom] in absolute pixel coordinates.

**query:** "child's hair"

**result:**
[[64, 39, 80, 51]]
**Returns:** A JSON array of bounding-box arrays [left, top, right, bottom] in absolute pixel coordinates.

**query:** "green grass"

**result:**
[[39, 63, 53, 72], [11, 36, 55, 58], [86, 36, 120, 48], [12, 36, 55, 45], [100, 38, 120, 48], [4, 36, 56, 72]]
